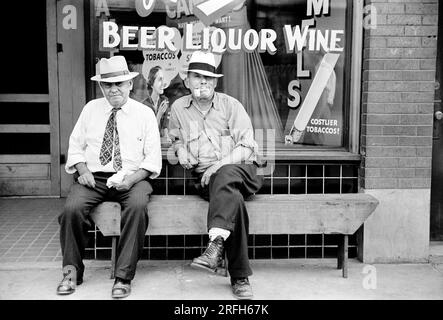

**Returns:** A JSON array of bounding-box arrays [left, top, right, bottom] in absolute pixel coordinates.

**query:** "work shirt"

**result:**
[[65, 97, 162, 178], [168, 92, 258, 173]]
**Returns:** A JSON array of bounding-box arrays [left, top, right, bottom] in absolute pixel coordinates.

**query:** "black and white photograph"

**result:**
[[0, 0, 442, 311]]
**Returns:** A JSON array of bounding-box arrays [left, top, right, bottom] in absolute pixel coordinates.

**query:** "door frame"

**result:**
[[57, 0, 87, 196], [48, 0, 61, 196]]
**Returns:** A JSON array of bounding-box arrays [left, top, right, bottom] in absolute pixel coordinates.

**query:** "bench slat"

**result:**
[[90, 194, 378, 236]]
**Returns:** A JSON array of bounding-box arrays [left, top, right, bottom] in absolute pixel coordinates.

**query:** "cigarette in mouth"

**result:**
[[194, 88, 201, 98]]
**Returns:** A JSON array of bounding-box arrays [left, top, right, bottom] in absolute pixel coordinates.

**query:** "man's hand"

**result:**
[[78, 171, 96, 188], [75, 162, 95, 188], [177, 147, 196, 170], [200, 162, 222, 187], [115, 175, 134, 191]]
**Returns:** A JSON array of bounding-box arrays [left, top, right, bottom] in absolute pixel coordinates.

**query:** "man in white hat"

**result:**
[[57, 55, 162, 299], [168, 51, 263, 300]]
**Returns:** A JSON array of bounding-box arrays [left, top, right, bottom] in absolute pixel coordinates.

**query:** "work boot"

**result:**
[[231, 277, 253, 300], [191, 236, 227, 276]]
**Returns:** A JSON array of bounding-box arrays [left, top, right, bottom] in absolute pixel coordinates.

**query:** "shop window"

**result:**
[[88, 0, 352, 156]]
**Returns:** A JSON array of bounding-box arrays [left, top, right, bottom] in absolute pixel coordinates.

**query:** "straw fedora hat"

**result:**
[[187, 51, 223, 78], [91, 56, 139, 82]]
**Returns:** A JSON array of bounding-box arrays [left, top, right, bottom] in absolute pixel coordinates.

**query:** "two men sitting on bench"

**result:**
[[58, 51, 262, 300]]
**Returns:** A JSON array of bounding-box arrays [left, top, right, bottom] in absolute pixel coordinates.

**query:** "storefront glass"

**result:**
[[90, 0, 350, 154]]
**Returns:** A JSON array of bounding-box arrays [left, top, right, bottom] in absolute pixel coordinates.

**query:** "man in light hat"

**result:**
[[57, 55, 161, 299], [168, 51, 263, 300]]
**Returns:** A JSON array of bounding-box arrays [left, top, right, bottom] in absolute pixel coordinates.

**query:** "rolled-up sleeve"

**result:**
[[65, 108, 88, 174], [139, 111, 162, 179], [229, 100, 259, 157]]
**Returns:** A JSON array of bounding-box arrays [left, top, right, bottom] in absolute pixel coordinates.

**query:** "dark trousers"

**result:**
[[58, 172, 152, 281], [195, 164, 263, 278]]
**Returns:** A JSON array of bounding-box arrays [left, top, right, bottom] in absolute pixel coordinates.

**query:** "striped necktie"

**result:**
[[99, 107, 122, 171]]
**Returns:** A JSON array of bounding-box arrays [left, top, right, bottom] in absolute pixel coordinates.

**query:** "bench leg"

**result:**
[[342, 235, 348, 278], [110, 236, 117, 279], [337, 236, 343, 270]]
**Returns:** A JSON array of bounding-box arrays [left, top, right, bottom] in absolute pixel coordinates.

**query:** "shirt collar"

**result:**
[[104, 98, 131, 114], [186, 92, 220, 111]]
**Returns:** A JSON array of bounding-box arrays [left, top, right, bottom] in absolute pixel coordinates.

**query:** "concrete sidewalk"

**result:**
[[1, 198, 442, 301], [1, 258, 442, 300]]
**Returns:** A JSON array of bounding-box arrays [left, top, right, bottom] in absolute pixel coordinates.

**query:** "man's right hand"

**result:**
[[77, 171, 96, 188], [74, 162, 95, 188]]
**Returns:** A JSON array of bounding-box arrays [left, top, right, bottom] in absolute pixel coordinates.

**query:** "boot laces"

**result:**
[[203, 238, 223, 258]]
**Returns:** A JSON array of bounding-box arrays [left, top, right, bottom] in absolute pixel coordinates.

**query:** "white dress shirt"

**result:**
[[65, 97, 162, 179]]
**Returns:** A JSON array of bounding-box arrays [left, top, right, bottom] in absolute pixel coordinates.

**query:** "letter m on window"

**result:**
[[307, 0, 329, 17]]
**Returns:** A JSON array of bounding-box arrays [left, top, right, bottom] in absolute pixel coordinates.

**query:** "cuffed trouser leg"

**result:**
[[202, 164, 263, 278], [58, 181, 106, 279], [223, 191, 251, 278], [114, 180, 152, 281]]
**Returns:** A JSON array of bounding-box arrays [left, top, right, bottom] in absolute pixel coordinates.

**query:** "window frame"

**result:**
[[85, 0, 364, 162]]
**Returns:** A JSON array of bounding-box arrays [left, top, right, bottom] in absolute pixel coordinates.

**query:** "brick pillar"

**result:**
[[361, 0, 438, 262]]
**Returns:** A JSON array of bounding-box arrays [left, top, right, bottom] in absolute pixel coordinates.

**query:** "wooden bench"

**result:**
[[90, 194, 379, 279]]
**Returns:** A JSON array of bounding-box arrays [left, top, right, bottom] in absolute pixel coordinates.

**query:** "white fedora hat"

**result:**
[[91, 56, 139, 82], [187, 51, 223, 78]]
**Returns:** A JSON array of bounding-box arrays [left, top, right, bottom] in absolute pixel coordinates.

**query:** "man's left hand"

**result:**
[[115, 176, 134, 191], [201, 162, 222, 187]]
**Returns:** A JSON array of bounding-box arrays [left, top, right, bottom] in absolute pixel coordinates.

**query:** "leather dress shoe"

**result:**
[[231, 277, 253, 300], [56, 277, 83, 295], [111, 278, 131, 299], [190, 236, 227, 276]]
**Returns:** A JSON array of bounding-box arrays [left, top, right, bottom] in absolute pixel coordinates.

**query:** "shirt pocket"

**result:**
[[220, 134, 234, 158], [125, 135, 144, 164], [85, 124, 103, 149]]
